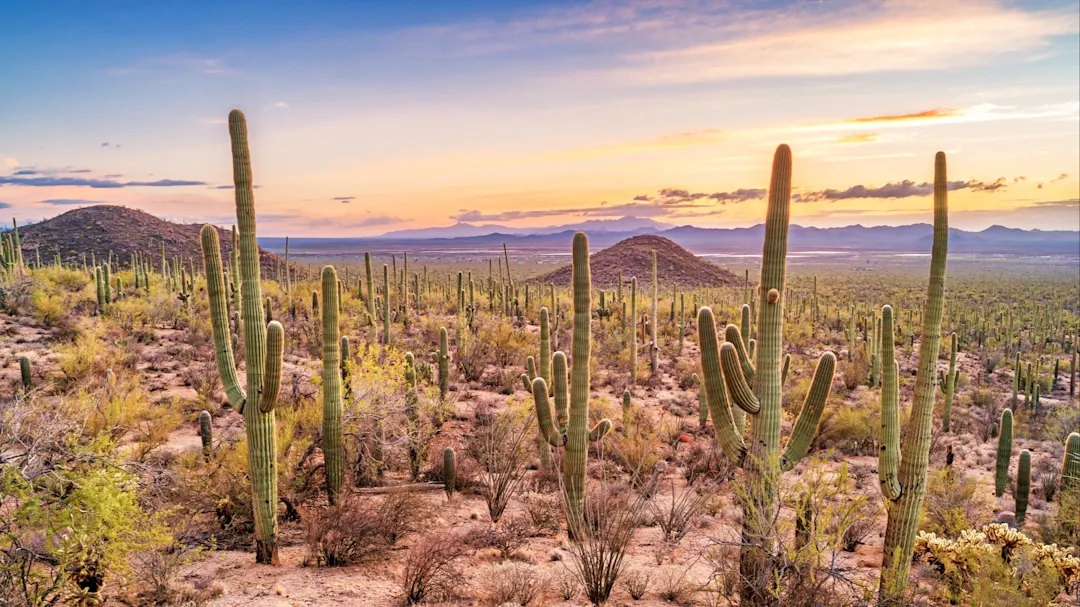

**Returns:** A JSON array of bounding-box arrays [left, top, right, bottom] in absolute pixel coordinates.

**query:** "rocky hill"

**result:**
[[531, 234, 740, 288], [16, 205, 299, 277]]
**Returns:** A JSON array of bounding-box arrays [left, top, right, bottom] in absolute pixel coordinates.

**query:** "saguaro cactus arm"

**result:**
[[779, 350, 836, 471], [698, 307, 747, 466], [259, 321, 284, 413], [726, 323, 756, 385], [201, 225, 246, 410], [720, 341, 761, 414]]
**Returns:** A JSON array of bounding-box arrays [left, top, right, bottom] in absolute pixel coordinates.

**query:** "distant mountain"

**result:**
[[376, 216, 672, 240], [260, 221, 1079, 256]]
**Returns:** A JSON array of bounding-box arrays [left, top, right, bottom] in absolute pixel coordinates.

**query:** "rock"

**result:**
[[994, 511, 1017, 528]]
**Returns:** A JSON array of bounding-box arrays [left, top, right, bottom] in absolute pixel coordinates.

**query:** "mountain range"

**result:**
[[258, 216, 1080, 256]]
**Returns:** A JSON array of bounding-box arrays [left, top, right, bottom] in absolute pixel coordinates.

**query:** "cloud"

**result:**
[[707, 189, 767, 204], [274, 102, 290, 109], [0, 201, 11, 209], [794, 178, 1011, 202], [212, 184, 262, 189], [1030, 198, 1079, 208], [333, 196, 355, 202], [41, 199, 107, 206], [100, 142, 121, 148], [848, 109, 959, 124], [1, 174, 206, 188], [354, 215, 402, 227], [837, 133, 879, 143], [601, 0, 1078, 84], [1051, 173, 1069, 182]]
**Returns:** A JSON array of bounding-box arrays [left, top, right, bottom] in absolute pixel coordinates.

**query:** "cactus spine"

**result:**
[[198, 410, 213, 462], [995, 408, 1013, 498], [531, 232, 612, 538], [321, 266, 344, 505], [942, 332, 957, 433], [1015, 449, 1030, 525], [201, 110, 285, 564], [878, 151, 949, 600], [697, 145, 836, 605]]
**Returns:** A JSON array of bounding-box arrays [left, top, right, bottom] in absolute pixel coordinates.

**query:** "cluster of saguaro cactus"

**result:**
[[696, 145, 836, 605], [995, 408, 1013, 498], [321, 266, 345, 505], [531, 232, 612, 537], [201, 109, 285, 564], [877, 151, 950, 601]]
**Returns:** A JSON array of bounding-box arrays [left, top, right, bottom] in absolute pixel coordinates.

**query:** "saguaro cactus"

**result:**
[[650, 250, 659, 374], [198, 410, 213, 462], [1062, 432, 1080, 495], [443, 447, 456, 500], [941, 333, 958, 433], [531, 232, 612, 537], [539, 306, 551, 388], [878, 151, 949, 600], [201, 109, 285, 565], [1015, 449, 1031, 525], [19, 356, 31, 393], [995, 408, 1013, 498], [321, 266, 344, 505], [696, 145, 836, 605], [436, 327, 450, 401], [630, 277, 638, 385]]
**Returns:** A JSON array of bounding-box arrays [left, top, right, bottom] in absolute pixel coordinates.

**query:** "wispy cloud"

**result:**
[[803, 103, 1080, 133], [602, 0, 1078, 84], [1, 175, 206, 188], [100, 142, 120, 148], [836, 133, 879, 144], [794, 178, 1011, 203], [332, 196, 355, 202], [0, 201, 11, 209], [41, 198, 108, 205], [274, 101, 290, 109], [1030, 198, 1079, 208], [109, 54, 232, 76]]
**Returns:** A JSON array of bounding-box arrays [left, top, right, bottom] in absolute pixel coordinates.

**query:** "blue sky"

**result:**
[[1, 0, 1078, 235]]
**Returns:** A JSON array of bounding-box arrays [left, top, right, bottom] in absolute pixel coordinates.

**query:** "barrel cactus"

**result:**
[[200, 109, 285, 564]]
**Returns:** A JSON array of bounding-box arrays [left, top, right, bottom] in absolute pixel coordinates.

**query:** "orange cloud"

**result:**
[[836, 133, 880, 143], [847, 109, 958, 124]]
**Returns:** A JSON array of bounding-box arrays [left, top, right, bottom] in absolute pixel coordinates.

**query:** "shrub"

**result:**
[[564, 482, 646, 605], [920, 468, 992, 538], [302, 495, 387, 566], [521, 491, 562, 536], [837, 351, 869, 390], [479, 561, 549, 606], [375, 491, 431, 545], [400, 532, 468, 605], [650, 479, 715, 544], [30, 290, 67, 327], [466, 402, 535, 523], [621, 568, 651, 600]]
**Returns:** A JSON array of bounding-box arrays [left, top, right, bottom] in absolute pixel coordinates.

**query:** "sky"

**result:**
[[1, 0, 1078, 237]]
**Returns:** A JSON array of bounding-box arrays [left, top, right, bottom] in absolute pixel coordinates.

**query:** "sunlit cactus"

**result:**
[[531, 232, 612, 538], [995, 408, 1013, 498], [199, 109, 285, 564]]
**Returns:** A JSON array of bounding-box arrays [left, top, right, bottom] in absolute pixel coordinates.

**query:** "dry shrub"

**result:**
[[564, 481, 646, 605], [302, 496, 387, 566], [375, 491, 431, 545], [479, 561, 549, 606], [400, 532, 468, 605], [650, 478, 716, 544], [654, 565, 695, 605], [837, 351, 869, 390], [466, 515, 532, 560], [466, 402, 534, 523], [621, 568, 651, 600], [521, 491, 562, 535]]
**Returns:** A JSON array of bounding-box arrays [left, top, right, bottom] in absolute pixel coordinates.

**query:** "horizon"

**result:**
[[2, 1, 1078, 236]]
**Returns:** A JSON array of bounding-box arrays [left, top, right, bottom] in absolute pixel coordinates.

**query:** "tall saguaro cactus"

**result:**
[[696, 145, 836, 606], [1015, 449, 1031, 525], [878, 151, 949, 600], [321, 266, 344, 505], [201, 109, 285, 565], [531, 232, 612, 537]]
